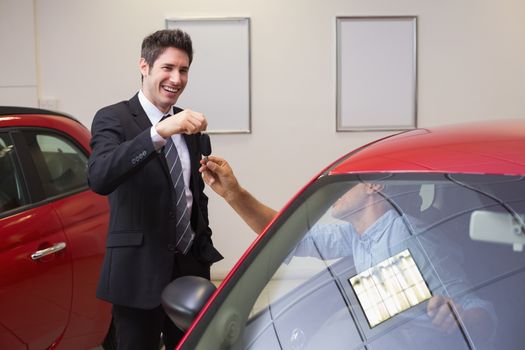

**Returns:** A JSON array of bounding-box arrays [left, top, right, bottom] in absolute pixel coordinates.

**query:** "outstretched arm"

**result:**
[[199, 156, 277, 234]]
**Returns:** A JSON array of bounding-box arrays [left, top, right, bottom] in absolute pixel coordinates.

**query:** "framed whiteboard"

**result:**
[[336, 16, 417, 131], [166, 17, 251, 133]]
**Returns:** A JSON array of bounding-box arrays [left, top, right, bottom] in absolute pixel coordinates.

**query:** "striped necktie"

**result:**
[[162, 115, 195, 254]]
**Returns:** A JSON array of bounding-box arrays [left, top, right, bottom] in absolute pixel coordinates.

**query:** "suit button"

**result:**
[[167, 244, 176, 251], [169, 211, 175, 219]]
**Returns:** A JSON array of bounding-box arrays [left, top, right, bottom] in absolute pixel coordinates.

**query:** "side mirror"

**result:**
[[470, 210, 525, 252], [161, 276, 217, 331]]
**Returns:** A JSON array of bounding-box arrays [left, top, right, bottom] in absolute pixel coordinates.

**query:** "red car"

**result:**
[[163, 120, 525, 350], [0, 107, 112, 349]]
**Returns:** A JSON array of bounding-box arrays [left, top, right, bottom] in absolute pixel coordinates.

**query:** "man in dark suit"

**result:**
[[88, 29, 223, 350]]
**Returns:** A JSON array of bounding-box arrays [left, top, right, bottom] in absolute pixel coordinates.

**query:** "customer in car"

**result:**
[[199, 155, 495, 340]]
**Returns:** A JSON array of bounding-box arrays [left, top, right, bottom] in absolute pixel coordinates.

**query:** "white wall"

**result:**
[[3, 0, 525, 278], [0, 0, 38, 106]]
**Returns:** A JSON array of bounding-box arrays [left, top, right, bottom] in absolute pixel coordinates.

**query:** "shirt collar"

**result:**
[[138, 90, 173, 125]]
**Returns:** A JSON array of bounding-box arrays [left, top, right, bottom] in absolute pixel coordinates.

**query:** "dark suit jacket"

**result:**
[[88, 93, 223, 309]]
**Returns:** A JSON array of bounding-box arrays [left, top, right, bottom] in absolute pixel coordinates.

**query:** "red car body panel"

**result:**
[[330, 120, 525, 175], [0, 110, 110, 349], [178, 119, 525, 348], [0, 202, 72, 350]]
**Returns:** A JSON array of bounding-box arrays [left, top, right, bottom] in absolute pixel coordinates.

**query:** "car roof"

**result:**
[[0, 106, 80, 123], [328, 119, 525, 176], [0, 106, 92, 152]]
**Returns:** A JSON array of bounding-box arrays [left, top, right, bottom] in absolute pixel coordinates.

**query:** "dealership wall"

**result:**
[[0, 0, 38, 106], [1, 0, 524, 278]]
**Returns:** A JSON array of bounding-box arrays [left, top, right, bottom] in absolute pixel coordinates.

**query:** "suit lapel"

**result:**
[[173, 107, 199, 193], [129, 93, 153, 131]]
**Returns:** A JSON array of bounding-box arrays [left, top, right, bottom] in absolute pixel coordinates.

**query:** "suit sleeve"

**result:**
[[88, 106, 156, 195]]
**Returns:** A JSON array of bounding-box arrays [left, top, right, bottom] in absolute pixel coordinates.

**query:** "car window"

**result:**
[[239, 173, 525, 350], [0, 133, 28, 214], [26, 132, 88, 198]]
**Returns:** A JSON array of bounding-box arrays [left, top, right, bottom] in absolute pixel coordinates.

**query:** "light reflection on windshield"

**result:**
[[350, 249, 431, 327]]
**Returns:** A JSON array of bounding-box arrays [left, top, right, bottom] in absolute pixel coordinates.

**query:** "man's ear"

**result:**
[[139, 58, 149, 77]]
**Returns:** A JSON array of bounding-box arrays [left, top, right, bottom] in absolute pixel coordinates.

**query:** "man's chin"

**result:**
[[331, 208, 360, 222], [331, 210, 349, 221], [160, 97, 179, 110]]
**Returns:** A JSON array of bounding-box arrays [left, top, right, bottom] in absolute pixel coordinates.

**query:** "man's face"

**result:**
[[331, 182, 384, 221], [331, 183, 369, 220], [140, 47, 189, 113]]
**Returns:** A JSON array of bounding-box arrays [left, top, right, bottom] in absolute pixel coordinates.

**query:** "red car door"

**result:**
[[0, 207, 73, 350], [51, 190, 110, 349], [0, 129, 73, 350]]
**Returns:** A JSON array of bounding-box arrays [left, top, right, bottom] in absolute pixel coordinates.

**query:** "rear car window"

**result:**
[[0, 133, 27, 214], [27, 132, 88, 198]]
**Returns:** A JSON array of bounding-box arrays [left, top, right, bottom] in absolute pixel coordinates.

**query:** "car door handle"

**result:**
[[31, 242, 67, 260]]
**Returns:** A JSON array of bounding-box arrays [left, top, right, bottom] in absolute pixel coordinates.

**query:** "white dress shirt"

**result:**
[[138, 90, 193, 211]]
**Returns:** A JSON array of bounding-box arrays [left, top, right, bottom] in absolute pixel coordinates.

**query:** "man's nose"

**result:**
[[170, 71, 181, 84]]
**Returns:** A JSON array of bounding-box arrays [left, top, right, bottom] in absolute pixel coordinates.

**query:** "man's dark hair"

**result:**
[[141, 29, 193, 68]]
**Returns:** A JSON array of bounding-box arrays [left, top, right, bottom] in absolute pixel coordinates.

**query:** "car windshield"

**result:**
[[240, 173, 524, 350]]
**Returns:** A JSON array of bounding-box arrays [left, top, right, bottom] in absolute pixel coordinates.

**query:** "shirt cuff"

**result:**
[[150, 126, 167, 151]]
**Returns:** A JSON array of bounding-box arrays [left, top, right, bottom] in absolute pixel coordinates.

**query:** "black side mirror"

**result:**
[[161, 276, 217, 331]]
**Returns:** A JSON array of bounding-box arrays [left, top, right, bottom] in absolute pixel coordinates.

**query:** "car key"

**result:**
[[200, 133, 212, 162]]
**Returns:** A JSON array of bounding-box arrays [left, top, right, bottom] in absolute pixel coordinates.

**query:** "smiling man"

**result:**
[[88, 29, 223, 350]]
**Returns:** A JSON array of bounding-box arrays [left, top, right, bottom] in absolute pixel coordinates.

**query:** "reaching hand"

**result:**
[[199, 155, 240, 200], [156, 109, 207, 137], [199, 155, 278, 233], [427, 296, 462, 333]]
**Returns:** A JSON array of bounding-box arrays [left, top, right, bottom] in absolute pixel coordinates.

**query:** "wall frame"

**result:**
[[336, 16, 417, 131], [166, 17, 251, 133]]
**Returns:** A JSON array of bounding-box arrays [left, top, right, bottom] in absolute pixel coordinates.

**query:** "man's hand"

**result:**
[[199, 155, 278, 234], [427, 295, 462, 333], [156, 109, 207, 137], [199, 155, 240, 200], [427, 294, 495, 340]]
